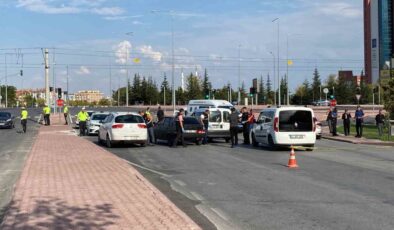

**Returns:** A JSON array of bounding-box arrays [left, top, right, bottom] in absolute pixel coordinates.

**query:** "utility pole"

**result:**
[[66, 65, 69, 103], [125, 32, 133, 107], [4, 55, 7, 108], [272, 18, 280, 106], [238, 44, 241, 105], [109, 62, 112, 106], [171, 13, 176, 111], [53, 49, 56, 113], [269, 52, 276, 106], [45, 49, 50, 107]]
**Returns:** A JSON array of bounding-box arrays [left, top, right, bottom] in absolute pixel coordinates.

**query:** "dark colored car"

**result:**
[[153, 116, 205, 145], [0, 112, 15, 129]]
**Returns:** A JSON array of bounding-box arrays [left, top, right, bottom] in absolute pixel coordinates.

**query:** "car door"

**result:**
[[100, 114, 113, 139], [254, 112, 265, 143], [222, 110, 230, 132], [208, 110, 222, 132]]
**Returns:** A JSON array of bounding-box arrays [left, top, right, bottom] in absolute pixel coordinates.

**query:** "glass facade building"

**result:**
[[378, 0, 392, 69]]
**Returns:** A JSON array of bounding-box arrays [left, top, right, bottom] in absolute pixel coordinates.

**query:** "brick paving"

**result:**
[[1, 116, 201, 230]]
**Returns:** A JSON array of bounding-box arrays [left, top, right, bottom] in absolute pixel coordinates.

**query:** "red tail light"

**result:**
[[112, 124, 124, 129], [138, 124, 147, 129], [196, 129, 205, 134], [273, 117, 279, 132]]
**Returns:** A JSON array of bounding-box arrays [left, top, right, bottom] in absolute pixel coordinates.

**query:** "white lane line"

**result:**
[[120, 158, 171, 178], [174, 179, 187, 187], [190, 191, 204, 201], [211, 208, 229, 221]]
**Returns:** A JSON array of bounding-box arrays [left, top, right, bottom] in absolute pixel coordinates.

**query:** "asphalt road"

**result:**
[[0, 110, 39, 223], [82, 134, 394, 230]]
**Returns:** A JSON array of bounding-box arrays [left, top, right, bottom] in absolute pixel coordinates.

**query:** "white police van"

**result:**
[[251, 106, 316, 149], [187, 100, 233, 115]]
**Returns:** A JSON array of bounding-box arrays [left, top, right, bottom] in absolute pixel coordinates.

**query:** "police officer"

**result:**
[[20, 107, 28, 133], [241, 107, 250, 144], [43, 104, 51, 126], [354, 106, 364, 138], [342, 109, 352, 136], [63, 104, 69, 125], [229, 107, 240, 148], [200, 109, 209, 144], [172, 108, 186, 148], [330, 107, 338, 136], [77, 107, 89, 136]]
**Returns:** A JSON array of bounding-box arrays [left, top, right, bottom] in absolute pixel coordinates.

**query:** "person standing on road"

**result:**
[[43, 104, 51, 126], [200, 109, 210, 144], [375, 109, 385, 137], [229, 107, 240, 148], [157, 106, 164, 122], [354, 106, 364, 138], [247, 109, 255, 131], [326, 107, 333, 134], [63, 104, 69, 125], [77, 107, 89, 136], [241, 107, 250, 144], [144, 110, 155, 146], [20, 107, 28, 133], [172, 108, 186, 148], [342, 109, 352, 136], [330, 107, 338, 136]]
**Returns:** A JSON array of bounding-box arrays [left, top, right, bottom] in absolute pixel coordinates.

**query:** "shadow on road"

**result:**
[[1, 198, 119, 230]]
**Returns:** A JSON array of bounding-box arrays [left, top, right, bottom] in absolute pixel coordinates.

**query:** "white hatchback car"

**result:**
[[251, 107, 316, 149], [98, 112, 147, 148], [87, 112, 110, 135]]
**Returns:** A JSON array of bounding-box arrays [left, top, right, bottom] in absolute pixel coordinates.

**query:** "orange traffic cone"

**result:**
[[287, 146, 299, 168]]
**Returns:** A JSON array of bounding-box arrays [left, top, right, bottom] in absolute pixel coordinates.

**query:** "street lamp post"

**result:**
[[125, 32, 133, 107], [272, 18, 280, 106], [4, 55, 7, 108], [238, 44, 242, 105], [269, 51, 276, 106]]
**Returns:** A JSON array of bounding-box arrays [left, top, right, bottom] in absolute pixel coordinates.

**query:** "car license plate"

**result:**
[[0, 123, 4, 126], [289, 134, 305, 139], [184, 130, 195, 133], [124, 136, 137, 140]]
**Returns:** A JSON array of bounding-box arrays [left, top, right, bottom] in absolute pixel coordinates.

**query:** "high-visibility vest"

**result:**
[[77, 111, 89, 121], [43, 106, 51, 114], [21, 110, 28, 120], [64, 106, 69, 114]]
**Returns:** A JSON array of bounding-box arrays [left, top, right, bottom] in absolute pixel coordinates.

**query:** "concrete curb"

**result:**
[[322, 135, 394, 146]]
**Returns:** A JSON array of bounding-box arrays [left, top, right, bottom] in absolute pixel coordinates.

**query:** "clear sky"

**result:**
[[0, 0, 364, 96]]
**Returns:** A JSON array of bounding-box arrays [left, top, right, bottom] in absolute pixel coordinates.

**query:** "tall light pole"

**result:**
[[272, 18, 280, 106], [4, 55, 7, 108], [238, 44, 242, 105], [44, 49, 50, 107], [152, 10, 176, 112], [66, 65, 69, 103], [125, 32, 133, 107], [269, 52, 276, 105], [286, 33, 301, 106]]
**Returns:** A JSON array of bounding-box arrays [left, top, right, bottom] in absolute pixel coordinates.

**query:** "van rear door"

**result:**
[[276, 110, 315, 145]]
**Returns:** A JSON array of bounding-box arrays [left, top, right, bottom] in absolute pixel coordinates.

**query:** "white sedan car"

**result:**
[[98, 112, 148, 148], [87, 112, 110, 135]]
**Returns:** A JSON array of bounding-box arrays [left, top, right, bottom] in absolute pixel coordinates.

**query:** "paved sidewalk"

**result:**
[[1, 116, 201, 230]]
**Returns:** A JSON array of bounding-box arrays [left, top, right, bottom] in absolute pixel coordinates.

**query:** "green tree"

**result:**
[[382, 78, 394, 119], [266, 74, 274, 104], [23, 94, 35, 107], [311, 68, 321, 102], [98, 98, 110, 106], [186, 73, 202, 101], [160, 73, 171, 105], [259, 75, 265, 104], [176, 87, 187, 105], [280, 76, 288, 105], [0, 85, 17, 107], [202, 69, 210, 98]]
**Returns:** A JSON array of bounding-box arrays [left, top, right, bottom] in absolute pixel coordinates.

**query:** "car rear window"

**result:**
[[184, 117, 200, 125], [279, 110, 313, 132], [92, 114, 108, 121], [115, 115, 144, 123], [209, 111, 221, 122]]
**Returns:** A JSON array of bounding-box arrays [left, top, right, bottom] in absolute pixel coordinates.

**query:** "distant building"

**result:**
[[74, 90, 104, 103], [16, 88, 46, 101], [338, 71, 362, 87], [364, 0, 394, 84]]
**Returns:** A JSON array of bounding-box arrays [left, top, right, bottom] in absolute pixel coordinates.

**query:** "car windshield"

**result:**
[[115, 115, 144, 123], [0, 112, 11, 119], [92, 114, 108, 121], [184, 117, 200, 125], [279, 110, 313, 132]]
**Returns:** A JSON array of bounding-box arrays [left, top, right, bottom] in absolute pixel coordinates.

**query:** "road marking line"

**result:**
[[174, 179, 186, 186], [120, 158, 171, 178], [190, 191, 204, 201], [211, 208, 229, 221]]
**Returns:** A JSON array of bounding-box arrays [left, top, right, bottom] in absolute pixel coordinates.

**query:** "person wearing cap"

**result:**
[[63, 104, 69, 125], [172, 108, 186, 148], [77, 107, 89, 136], [43, 104, 51, 126], [20, 106, 28, 133]]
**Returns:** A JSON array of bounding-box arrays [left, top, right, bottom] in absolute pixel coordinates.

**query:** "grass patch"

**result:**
[[337, 124, 393, 141]]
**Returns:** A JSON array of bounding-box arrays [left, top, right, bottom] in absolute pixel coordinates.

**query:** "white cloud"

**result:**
[[76, 66, 91, 75], [317, 2, 362, 18], [114, 40, 132, 64], [91, 7, 124, 16], [138, 45, 163, 62], [103, 15, 142, 21], [16, 0, 81, 14]]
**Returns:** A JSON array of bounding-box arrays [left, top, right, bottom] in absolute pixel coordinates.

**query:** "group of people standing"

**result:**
[[327, 106, 386, 138]]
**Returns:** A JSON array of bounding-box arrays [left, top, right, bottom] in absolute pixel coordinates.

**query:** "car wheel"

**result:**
[[268, 135, 275, 149], [196, 139, 202, 145], [316, 135, 321, 140], [97, 133, 102, 145], [106, 134, 113, 148], [252, 133, 259, 147]]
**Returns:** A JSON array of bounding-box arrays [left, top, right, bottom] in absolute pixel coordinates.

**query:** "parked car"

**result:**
[[191, 108, 231, 142], [313, 100, 330, 106], [251, 106, 316, 149], [0, 112, 15, 129], [314, 118, 322, 139], [98, 112, 147, 148], [153, 116, 205, 145], [87, 112, 110, 135]]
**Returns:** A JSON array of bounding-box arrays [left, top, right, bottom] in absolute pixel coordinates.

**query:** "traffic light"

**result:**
[[20, 70, 23, 76], [57, 88, 62, 99], [49, 87, 53, 92], [204, 90, 209, 99], [330, 95, 334, 99], [249, 87, 256, 96]]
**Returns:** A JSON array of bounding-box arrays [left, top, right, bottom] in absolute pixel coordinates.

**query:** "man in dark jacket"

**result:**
[[157, 106, 164, 122], [229, 107, 240, 148], [354, 106, 364, 138], [375, 109, 385, 137], [172, 109, 186, 148], [241, 107, 250, 144], [342, 109, 351, 136]]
